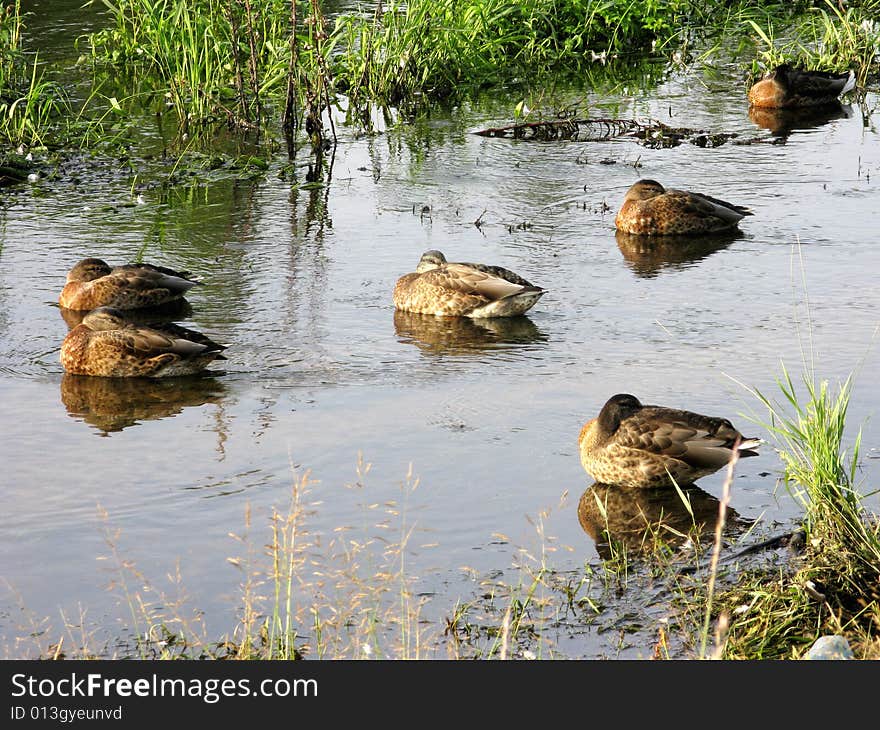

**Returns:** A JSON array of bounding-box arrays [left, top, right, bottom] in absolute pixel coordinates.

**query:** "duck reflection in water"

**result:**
[[577, 481, 751, 560], [748, 103, 853, 139], [393, 309, 547, 357], [615, 229, 741, 279], [60, 372, 227, 435]]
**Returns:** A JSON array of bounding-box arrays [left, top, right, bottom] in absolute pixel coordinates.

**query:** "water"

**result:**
[[2, 5, 879, 659]]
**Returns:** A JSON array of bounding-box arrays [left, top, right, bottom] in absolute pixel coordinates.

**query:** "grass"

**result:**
[[3, 463, 681, 660], [0, 1, 24, 102], [331, 0, 794, 118], [709, 368, 880, 659], [0, 2, 72, 147], [86, 0, 337, 148], [5, 395, 878, 661], [2, 4, 879, 660], [4, 0, 876, 157], [745, 0, 880, 87], [332, 0, 688, 111], [78, 0, 875, 148]]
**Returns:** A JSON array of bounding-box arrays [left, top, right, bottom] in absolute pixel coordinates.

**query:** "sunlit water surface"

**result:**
[[1, 2, 879, 659]]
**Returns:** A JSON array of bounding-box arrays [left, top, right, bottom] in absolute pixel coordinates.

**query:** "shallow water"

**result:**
[[2, 4, 880, 659]]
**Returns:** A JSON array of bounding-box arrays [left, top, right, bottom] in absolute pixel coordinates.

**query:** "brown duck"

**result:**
[[61, 307, 228, 377], [393, 250, 546, 317], [747, 64, 855, 109], [578, 394, 761, 489], [59, 258, 201, 311], [615, 179, 752, 236]]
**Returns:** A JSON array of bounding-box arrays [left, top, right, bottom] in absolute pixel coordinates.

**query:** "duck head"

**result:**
[[623, 179, 666, 202], [66, 258, 113, 283], [598, 393, 643, 433], [415, 250, 448, 273]]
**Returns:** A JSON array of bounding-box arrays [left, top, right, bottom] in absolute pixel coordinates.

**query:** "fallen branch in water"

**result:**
[[472, 117, 741, 149]]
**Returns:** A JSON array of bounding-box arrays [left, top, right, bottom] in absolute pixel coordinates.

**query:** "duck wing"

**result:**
[[148, 322, 228, 353], [666, 189, 752, 221], [114, 262, 202, 282], [784, 67, 856, 100], [427, 264, 540, 301], [111, 265, 201, 294], [454, 262, 537, 287], [104, 325, 214, 358], [621, 406, 759, 468]]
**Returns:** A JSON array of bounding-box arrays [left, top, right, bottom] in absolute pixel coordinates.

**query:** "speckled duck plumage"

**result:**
[[393, 250, 546, 318], [615, 179, 752, 236], [61, 307, 227, 377], [59, 258, 201, 311], [578, 393, 761, 489]]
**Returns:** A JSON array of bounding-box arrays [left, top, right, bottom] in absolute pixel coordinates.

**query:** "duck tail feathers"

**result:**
[[737, 437, 764, 455]]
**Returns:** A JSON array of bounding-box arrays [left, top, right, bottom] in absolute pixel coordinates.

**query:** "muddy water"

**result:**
[[2, 4, 880, 659]]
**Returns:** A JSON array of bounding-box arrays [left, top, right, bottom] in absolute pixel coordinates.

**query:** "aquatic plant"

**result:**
[[331, 0, 693, 114], [746, 0, 880, 87], [0, 1, 71, 147], [84, 0, 836, 142], [702, 367, 880, 659], [0, 0, 23, 95], [88, 0, 337, 148]]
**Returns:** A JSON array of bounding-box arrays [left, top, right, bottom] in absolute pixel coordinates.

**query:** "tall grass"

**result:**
[[87, 0, 826, 140], [0, 1, 71, 146], [89, 0, 282, 128], [701, 367, 879, 659], [88, 0, 337, 148], [0, 0, 23, 95], [746, 0, 880, 87], [752, 368, 879, 569], [699, 263, 880, 662], [331, 0, 693, 114]]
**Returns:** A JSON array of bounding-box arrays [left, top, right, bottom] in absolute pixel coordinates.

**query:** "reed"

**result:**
[[87, 0, 337, 149], [746, 0, 880, 87], [331, 0, 693, 115], [702, 366, 880, 659], [0, 2, 71, 146]]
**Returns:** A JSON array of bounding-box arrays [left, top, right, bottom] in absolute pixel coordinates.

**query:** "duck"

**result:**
[[615, 179, 752, 236], [393, 250, 546, 317], [578, 393, 762, 489], [60, 307, 228, 377], [747, 64, 855, 109], [58, 258, 201, 311]]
